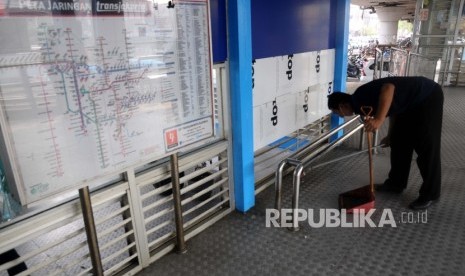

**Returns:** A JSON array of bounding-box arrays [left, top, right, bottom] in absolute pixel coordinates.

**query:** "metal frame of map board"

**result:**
[[0, 0, 215, 206]]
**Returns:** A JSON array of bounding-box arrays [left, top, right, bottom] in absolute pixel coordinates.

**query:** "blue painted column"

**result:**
[[331, 0, 351, 139], [227, 0, 255, 212]]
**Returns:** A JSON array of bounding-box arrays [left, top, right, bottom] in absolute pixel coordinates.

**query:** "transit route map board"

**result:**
[[0, 0, 214, 205]]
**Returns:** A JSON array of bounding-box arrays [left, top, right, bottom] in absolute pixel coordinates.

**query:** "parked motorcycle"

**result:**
[[347, 54, 366, 80], [347, 60, 361, 79]]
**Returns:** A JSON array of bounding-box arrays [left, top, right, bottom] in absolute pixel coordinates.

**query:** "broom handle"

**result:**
[[360, 106, 374, 193], [367, 130, 374, 193]]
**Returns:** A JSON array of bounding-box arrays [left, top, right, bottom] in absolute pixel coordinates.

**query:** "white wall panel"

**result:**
[[252, 58, 278, 107], [253, 49, 334, 150], [277, 53, 311, 96]]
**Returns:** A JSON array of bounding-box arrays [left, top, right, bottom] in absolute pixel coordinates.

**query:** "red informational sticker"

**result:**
[[165, 129, 179, 149]]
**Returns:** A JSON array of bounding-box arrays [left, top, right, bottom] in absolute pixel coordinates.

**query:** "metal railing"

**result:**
[[0, 141, 232, 275], [417, 44, 465, 86], [254, 116, 330, 194], [373, 45, 465, 87], [373, 47, 440, 82], [406, 52, 440, 81], [389, 47, 409, 77], [274, 116, 365, 231]]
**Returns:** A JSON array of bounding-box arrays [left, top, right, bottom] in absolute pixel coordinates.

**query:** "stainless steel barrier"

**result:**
[[254, 116, 330, 195], [417, 44, 465, 86], [389, 47, 409, 77], [274, 116, 366, 231], [374, 46, 440, 83], [407, 52, 440, 81]]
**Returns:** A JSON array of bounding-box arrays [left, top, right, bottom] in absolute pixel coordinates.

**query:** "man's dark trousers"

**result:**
[[386, 84, 443, 201]]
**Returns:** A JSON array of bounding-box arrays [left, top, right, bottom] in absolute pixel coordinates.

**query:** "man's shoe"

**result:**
[[374, 184, 403, 194], [408, 198, 438, 210]]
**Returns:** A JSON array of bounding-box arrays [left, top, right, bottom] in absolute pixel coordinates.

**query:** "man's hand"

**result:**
[[364, 117, 384, 132]]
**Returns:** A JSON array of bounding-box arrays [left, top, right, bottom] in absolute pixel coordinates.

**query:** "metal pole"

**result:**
[[290, 164, 303, 232], [410, 0, 423, 54], [406, 53, 411, 77], [170, 153, 187, 254], [444, 47, 450, 86], [458, 46, 464, 85], [289, 124, 364, 231], [293, 116, 361, 160], [79, 187, 103, 276], [372, 129, 379, 154], [275, 161, 287, 211], [308, 144, 386, 170], [457, 0, 465, 84], [359, 127, 365, 150], [378, 46, 385, 79], [300, 124, 364, 165]]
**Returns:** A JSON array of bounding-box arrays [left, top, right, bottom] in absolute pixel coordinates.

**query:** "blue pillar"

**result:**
[[227, 0, 254, 212], [331, 0, 351, 139]]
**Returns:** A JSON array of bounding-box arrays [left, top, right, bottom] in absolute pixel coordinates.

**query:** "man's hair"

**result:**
[[327, 92, 351, 109]]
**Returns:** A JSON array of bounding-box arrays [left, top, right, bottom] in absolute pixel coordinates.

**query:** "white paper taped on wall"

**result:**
[[252, 49, 334, 150]]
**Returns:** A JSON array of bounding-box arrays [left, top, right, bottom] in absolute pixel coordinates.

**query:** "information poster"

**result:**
[[0, 0, 214, 205]]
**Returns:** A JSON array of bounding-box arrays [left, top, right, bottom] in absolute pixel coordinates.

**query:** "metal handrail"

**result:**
[[292, 116, 360, 160], [274, 117, 365, 231], [274, 116, 360, 211], [290, 125, 363, 231]]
